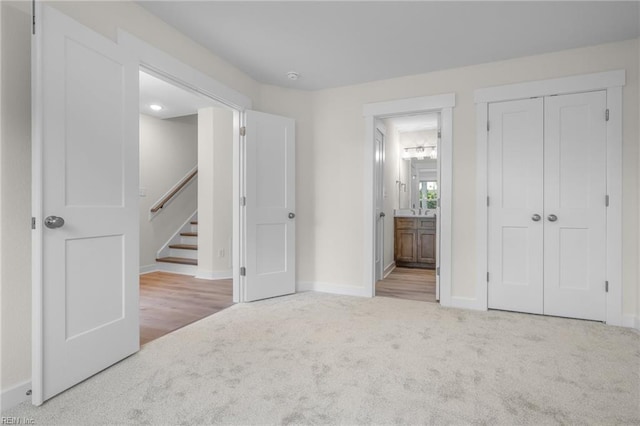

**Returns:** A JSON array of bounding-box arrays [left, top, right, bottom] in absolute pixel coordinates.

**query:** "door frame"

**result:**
[[116, 30, 252, 305], [363, 93, 455, 304], [474, 70, 625, 325]]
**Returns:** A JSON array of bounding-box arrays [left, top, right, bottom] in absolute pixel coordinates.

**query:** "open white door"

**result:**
[[243, 111, 295, 302], [32, 6, 139, 404], [374, 129, 385, 281]]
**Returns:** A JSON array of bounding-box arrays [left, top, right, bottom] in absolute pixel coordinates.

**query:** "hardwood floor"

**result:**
[[375, 267, 436, 303], [139, 272, 233, 345]]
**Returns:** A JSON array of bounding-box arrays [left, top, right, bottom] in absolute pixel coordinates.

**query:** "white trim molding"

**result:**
[[363, 93, 455, 306], [297, 281, 371, 298], [474, 70, 625, 325], [1, 380, 32, 411], [195, 269, 233, 280]]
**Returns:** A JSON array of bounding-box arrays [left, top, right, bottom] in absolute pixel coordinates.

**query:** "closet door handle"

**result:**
[[531, 214, 541, 222], [547, 214, 558, 222]]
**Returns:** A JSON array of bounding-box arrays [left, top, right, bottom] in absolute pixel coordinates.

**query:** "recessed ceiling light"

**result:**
[[286, 71, 299, 81], [149, 104, 163, 111]]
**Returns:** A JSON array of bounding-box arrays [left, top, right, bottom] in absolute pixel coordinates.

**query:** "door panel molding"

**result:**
[[475, 70, 625, 326]]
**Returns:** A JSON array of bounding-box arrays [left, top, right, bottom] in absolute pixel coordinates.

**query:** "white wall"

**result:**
[[305, 39, 639, 313], [139, 114, 198, 269], [197, 107, 233, 279], [1, 2, 32, 393]]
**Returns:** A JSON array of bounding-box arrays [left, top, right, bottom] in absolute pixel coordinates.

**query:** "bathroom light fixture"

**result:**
[[149, 104, 163, 111], [403, 145, 437, 160]]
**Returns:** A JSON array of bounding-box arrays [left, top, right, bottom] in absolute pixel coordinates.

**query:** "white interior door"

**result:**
[[374, 129, 385, 281], [33, 6, 139, 403], [543, 91, 607, 321], [243, 111, 295, 301], [487, 98, 544, 314], [435, 117, 441, 301]]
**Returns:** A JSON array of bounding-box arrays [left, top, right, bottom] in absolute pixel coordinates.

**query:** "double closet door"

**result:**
[[487, 91, 607, 321]]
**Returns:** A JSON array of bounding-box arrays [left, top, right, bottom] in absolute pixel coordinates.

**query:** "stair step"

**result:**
[[180, 232, 197, 237], [156, 257, 197, 266], [169, 244, 197, 250]]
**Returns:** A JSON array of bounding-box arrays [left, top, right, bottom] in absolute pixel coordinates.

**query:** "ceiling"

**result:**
[[139, 71, 220, 119], [138, 1, 639, 90]]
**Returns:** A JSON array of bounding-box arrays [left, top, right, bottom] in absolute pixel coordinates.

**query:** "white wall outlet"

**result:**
[[218, 249, 225, 258]]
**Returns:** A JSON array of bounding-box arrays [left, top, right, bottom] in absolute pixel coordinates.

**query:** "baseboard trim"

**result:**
[[195, 269, 232, 280], [1, 380, 31, 411], [383, 262, 396, 279], [156, 262, 198, 276], [297, 281, 370, 298], [139, 264, 158, 275], [622, 314, 640, 331], [449, 296, 486, 311]]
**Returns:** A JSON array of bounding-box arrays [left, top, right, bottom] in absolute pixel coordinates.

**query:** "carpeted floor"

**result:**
[[4, 292, 640, 425]]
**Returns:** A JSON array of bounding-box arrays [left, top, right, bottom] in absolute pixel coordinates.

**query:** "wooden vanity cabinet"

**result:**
[[394, 217, 436, 268]]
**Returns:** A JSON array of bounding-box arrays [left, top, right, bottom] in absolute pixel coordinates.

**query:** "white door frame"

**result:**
[[117, 31, 251, 304], [363, 94, 455, 304], [474, 70, 625, 325]]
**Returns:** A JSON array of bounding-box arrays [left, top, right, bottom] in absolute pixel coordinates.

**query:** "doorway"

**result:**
[[374, 113, 440, 303], [363, 94, 455, 305], [137, 70, 235, 345]]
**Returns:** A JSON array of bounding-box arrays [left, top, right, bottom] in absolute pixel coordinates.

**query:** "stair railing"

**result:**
[[150, 166, 198, 215]]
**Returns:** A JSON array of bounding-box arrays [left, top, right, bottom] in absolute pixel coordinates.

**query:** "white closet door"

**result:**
[[487, 98, 544, 314], [543, 91, 607, 321]]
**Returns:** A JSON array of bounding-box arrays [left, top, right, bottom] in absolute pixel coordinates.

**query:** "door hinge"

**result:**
[[487, 121, 490, 132], [437, 129, 442, 139], [437, 198, 441, 208], [487, 196, 490, 207], [240, 126, 246, 136], [31, 217, 36, 230], [605, 281, 609, 292], [605, 109, 610, 122], [32, 1, 36, 35], [240, 196, 246, 207], [436, 267, 440, 276], [240, 267, 246, 277], [486, 272, 490, 282], [605, 195, 609, 207]]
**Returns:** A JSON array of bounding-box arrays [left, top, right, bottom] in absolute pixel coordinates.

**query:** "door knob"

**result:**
[[547, 214, 558, 222], [44, 216, 65, 229], [288, 212, 295, 219], [531, 214, 541, 222], [379, 212, 386, 218]]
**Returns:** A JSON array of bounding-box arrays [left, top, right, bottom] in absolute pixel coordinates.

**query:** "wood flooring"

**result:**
[[375, 266, 437, 303], [139, 272, 233, 345]]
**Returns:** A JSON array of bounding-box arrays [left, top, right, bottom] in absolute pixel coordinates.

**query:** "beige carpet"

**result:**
[[4, 292, 640, 425]]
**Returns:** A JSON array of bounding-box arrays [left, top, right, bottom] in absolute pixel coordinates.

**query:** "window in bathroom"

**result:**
[[419, 180, 438, 209]]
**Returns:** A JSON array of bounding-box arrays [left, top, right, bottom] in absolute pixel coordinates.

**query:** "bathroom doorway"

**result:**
[[374, 113, 440, 303], [363, 93, 455, 305]]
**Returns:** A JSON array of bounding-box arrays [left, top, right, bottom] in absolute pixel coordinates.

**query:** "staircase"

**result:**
[[156, 213, 199, 274]]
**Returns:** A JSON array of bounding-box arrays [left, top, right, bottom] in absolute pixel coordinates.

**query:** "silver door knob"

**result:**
[[288, 212, 295, 219], [379, 212, 386, 218], [44, 216, 65, 229], [531, 214, 541, 222], [547, 214, 558, 222]]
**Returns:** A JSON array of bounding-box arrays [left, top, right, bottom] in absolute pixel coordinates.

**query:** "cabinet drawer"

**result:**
[[395, 218, 416, 229], [418, 218, 436, 230]]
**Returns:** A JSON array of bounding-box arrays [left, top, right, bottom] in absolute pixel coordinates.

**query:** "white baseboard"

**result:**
[[622, 314, 640, 331], [383, 262, 396, 278], [449, 296, 487, 311], [195, 269, 232, 280], [297, 281, 370, 298], [139, 264, 159, 275], [156, 262, 198, 276], [1, 380, 31, 411]]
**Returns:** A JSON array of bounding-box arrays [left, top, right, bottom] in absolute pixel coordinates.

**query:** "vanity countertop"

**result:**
[[394, 209, 436, 218]]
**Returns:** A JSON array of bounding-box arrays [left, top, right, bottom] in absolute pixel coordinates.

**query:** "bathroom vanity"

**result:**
[[394, 213, 436, 269]]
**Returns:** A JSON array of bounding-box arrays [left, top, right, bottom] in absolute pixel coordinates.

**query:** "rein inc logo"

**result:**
[[1, 418, 35, 425]]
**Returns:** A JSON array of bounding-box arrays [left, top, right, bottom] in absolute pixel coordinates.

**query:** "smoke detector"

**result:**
[[286, 71, 299, 81]]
